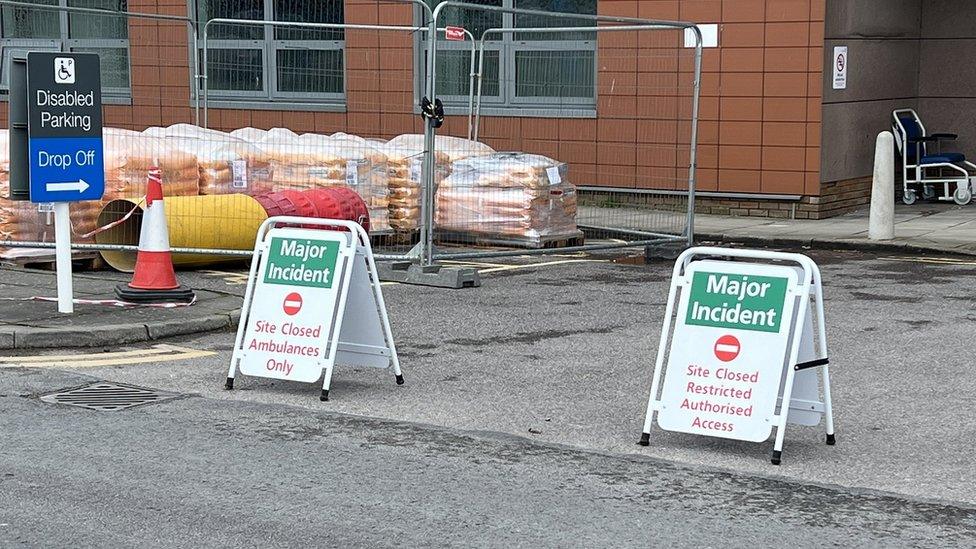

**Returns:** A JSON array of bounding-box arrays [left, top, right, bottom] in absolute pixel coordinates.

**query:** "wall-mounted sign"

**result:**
[[832, 46, 848, 90]]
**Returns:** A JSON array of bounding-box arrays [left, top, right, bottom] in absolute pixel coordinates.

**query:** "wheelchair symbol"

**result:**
[[54, 57, 75, 84]]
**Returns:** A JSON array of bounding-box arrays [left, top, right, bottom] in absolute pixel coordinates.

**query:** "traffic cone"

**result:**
[[115, 167, 195, 303]]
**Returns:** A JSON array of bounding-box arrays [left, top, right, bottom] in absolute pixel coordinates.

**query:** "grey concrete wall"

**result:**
[[917, 1, 976, 156], [821, 0, 921, 183]]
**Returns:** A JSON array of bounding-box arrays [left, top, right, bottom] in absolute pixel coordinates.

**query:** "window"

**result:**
[[198, 0, 344, 105], [0, 0, 130, 96], [419, 0, 596, 115]]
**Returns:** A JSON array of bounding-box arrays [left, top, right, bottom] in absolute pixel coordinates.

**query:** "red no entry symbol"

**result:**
[[714, 334, 740, 362], [283, 292, 303, 316]]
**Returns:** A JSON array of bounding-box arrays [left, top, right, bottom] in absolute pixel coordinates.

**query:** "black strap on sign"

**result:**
[[794, 357, 829, 371]]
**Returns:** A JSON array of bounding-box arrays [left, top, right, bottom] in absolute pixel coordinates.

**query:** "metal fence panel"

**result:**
[[423, 2, 702, 262], [0, 1, 701, 272]]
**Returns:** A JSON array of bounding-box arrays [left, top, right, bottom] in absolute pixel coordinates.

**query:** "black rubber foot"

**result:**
[[320, 389, 330, 402], [395, 374, 404, 385], [224, 377, 234, 390], [771, 450, 782, 465], [115, 284, 195, 304], [638, 433, 650, 446], [826, 433, 836, 446]]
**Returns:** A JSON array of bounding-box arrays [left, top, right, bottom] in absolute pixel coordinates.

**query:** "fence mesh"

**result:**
[[426, 6, 699, 258], [0, 2, 698, 267]]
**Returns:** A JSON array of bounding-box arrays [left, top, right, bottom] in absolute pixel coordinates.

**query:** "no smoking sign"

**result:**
[[713, 334, 740, 362]]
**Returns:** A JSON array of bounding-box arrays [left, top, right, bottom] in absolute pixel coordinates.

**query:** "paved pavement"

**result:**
[[5, 248, 976, 511], [0, 266, 241, 349], [580, 202, 976, 255], [3, 366, 974, 547]]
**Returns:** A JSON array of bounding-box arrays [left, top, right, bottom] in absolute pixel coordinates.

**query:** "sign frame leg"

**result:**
[[771, 288, 813, 465], [320, 363, 335, 401], [811, 268, 837, 446], [225, 233, 266, 390], [639, 261, 684, 446], [316, 239, 358, 400], [358, 230, 404, 386]]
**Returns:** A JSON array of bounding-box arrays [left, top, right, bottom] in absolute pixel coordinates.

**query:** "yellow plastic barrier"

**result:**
[[96, 194, 268, 272]]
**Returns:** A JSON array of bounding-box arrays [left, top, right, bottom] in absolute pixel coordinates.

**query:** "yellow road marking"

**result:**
[[200, 270, 250, 285], [0, 345, 177, 363], [879, 256, 976, 266], [0, 344, 215, 369], [440, 259, 514, 268]]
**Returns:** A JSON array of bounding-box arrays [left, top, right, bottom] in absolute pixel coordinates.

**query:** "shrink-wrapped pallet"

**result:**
[[435, 153, 579, 245], [230, 127, 269, 143], [371, 142, 439, 232], [254, 130, 391, 231], [1, 128, 200, 260], [103, 128, 200, 199], [376, 134, 494, 231], [144, 124, 273, 195], [385, 134, 494, 162], [0, 130, 94, 258]]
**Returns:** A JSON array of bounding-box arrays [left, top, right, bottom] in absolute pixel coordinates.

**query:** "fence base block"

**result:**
[[376, 261, 481, 289], [644, 242, 686, 261]]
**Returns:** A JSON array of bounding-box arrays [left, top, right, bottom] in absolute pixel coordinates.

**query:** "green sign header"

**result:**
[[685, 271, 789, 333], [263, 237, 339, 289]]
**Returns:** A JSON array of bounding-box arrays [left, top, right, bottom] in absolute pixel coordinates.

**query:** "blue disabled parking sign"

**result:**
[[26, 52, 104, 203]]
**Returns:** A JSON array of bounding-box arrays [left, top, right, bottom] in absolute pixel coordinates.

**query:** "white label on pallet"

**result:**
[[231, 160, 248, 188], [346, 161, 359, 186], [546, 166, 561, 185]]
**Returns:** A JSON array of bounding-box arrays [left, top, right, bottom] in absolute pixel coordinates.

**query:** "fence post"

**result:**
[[685, 26, 703, 247], [420, 10, 440, 267]]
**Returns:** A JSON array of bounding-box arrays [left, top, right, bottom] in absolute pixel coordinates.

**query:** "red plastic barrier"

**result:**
[[304, 187, 370, 232], [252, 187, 370, 232]]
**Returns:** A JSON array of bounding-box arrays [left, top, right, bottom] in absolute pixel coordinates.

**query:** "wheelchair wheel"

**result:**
[[903, 189, 917, 205], [954, 188, 972, 206]]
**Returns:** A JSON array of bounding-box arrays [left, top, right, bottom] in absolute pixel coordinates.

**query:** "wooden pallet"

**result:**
[[371, 230, 420, 248], [0, 251, 104, 271], [435, 230, 585, 250]]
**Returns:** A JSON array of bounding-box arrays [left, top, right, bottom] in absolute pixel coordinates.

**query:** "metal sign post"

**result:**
[[639, 247, 835, 465], [25, 52, 105, 313], [226, 217, 403, 401]]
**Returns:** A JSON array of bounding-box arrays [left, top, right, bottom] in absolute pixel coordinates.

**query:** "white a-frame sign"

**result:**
[[639, 247, 835, 465], [226, 216, 403, 401]]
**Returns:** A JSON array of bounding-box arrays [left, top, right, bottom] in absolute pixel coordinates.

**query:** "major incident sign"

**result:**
[[27, 52, 105, 203], [656, 260, 799, 442], [240, 232, 351, 383]]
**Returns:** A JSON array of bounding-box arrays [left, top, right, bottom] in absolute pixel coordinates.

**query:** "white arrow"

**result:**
[[45, 179, 89, 193]]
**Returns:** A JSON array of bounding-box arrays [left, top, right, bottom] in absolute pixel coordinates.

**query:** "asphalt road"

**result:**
[[3, 247, 976, 546], [2, 367, 974, 548]]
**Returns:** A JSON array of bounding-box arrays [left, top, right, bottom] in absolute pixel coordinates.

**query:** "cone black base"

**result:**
[[115, 284, 195, 304]]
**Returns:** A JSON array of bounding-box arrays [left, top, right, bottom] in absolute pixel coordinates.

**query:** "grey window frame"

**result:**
[[196, 0, 346, 108], [415, 0, 597, 118], [0, 0, 131, 102]]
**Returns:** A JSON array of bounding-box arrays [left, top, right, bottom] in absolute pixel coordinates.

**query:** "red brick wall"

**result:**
[[0, 0, 832, 209]]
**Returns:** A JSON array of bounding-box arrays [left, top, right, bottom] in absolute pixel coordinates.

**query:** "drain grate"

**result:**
[[40, 382, 180, 411]]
